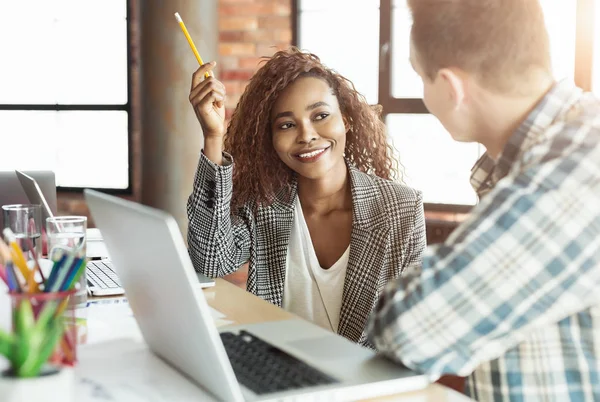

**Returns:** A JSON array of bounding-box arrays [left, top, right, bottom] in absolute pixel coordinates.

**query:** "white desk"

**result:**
[[0, 279, 474, 401]]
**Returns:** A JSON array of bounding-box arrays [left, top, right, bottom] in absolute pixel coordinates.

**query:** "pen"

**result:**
[[5, 263, 20, 292], [46, 253, 76, 293], [174, 12, 210, 78]]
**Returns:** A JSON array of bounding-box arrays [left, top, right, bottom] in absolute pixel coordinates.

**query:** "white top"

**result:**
[[282, 197, 350, 332]]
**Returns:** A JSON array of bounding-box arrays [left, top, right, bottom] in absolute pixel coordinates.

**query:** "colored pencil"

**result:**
[[175, 12, 210, 78]]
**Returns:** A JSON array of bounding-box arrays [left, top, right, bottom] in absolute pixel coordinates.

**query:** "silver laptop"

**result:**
[[0, 170, 57, 229], [84, 189, 428, 402]]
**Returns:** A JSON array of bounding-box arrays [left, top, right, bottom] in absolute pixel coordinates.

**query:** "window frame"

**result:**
[[379, 0, 597, 213], [294, 0, 597, 213], [0, 0, 133, 195]]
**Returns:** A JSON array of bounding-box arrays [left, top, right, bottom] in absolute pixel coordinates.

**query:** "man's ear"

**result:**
[[438, 68, 466, 110]]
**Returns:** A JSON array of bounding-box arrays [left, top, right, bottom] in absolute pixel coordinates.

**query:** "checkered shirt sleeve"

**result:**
[[186, 151, 252, 277], [367, 85, 600, 401]]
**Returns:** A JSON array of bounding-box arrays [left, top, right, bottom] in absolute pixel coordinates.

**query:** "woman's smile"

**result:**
[[293, 145, 331, 163]]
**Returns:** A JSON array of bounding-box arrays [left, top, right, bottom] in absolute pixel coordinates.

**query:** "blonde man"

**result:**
[[368, 0, 600, 400]]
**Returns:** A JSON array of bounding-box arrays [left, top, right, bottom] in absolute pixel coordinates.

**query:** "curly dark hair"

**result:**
[[225, 47, 400, 209]]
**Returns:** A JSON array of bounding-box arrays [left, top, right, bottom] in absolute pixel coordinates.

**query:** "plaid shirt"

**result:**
[[367, 80, 600, 402]]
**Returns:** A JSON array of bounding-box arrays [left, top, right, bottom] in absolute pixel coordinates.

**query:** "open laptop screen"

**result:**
[[0, 171, 57, 229]]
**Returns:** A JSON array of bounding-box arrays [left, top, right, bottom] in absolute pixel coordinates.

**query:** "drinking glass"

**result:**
[[46, 217, 87, 307], [2, 204, 42, 269]]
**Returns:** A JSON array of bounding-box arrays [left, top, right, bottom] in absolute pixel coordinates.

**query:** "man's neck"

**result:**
[[297, 160, 351, 215], [475, 78, 555, 160]]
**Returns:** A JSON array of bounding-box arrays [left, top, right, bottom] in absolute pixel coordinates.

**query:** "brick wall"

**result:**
[[218, 0, 293, 119], [216, 0, 293, 287]]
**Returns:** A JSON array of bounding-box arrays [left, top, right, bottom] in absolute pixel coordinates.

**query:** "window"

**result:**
[[0, 1, 130, 191], [594, 0, 600, 96], [386, 0, 483, 208], [539, 0, 577, 81], [296, 0, 380, 104], [296, 0, 596, 211]]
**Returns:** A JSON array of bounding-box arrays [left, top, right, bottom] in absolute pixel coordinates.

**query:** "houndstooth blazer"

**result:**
[[187, 152, 426, 348]]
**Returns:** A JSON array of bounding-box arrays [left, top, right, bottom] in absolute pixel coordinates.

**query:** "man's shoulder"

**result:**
[[528, 94, 600, 160], [515, 97, 600, 190], [554, 92, 600, 134]]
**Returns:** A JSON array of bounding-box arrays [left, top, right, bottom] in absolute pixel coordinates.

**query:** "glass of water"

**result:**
[[2, 204, 43, 268], [46, 216, 87, 307]]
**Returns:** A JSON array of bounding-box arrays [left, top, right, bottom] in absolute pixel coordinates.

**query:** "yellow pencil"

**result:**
[[2, 228, 37, 292], [0, 237, 12, 265], [174, 12, 210, 78]]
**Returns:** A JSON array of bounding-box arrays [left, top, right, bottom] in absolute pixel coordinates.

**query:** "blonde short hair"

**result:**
[[408, 0, 552, 92]]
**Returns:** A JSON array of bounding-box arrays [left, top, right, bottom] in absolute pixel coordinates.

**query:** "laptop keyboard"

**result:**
[[87, 260, 122, 289], [220, 331, 338, 395]]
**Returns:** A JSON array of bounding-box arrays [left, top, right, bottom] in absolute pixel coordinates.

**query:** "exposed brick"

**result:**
[[219, 43, 256, 56], [220, 3, 290, 16], [220, 5, 262, 16], [219, 31, 245, 43], [241, 30, 272, 43], [218, 0, 293, 115], [225, 93, 242, 109], [219, 16, 258, 31], [238, 29, 291, 43], [271, 29, 292, 43], [239, 80, 249, 93], [239, 56, 266, 70], [218, 55, 240, 70], [256, 43, 289, 58], [220, 70, 255, 81], [257, 16, 290, 30], [267, 2, 291, 16], [223, 80, 241, 95], [256, 0, 290, 6]]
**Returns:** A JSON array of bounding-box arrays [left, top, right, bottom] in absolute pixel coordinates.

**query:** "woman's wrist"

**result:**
[[203, 136, 224, 165]]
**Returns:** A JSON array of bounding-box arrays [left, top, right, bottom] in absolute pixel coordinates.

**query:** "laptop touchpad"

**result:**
[[287, 336, 369, 360]]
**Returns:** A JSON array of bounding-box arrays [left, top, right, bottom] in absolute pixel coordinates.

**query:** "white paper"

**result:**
[[86, 297, 227, 321], [83, 300, 142, 345], [76, 339, 216, 401], [81, 298, 232, 344]]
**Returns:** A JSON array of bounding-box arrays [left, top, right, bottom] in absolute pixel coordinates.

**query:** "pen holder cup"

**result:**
[[0, 366, 74, 402], [7, 289, 78, 377]]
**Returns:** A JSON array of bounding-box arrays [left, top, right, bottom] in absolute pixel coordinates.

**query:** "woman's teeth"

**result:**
[[298, 148, 326, 158]]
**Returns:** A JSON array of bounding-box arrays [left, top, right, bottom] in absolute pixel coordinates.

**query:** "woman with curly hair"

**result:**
[[187, 48, 425, 348]]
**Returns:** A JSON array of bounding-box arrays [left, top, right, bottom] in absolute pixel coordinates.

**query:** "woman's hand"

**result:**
[[189, 61, 226, 139]]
